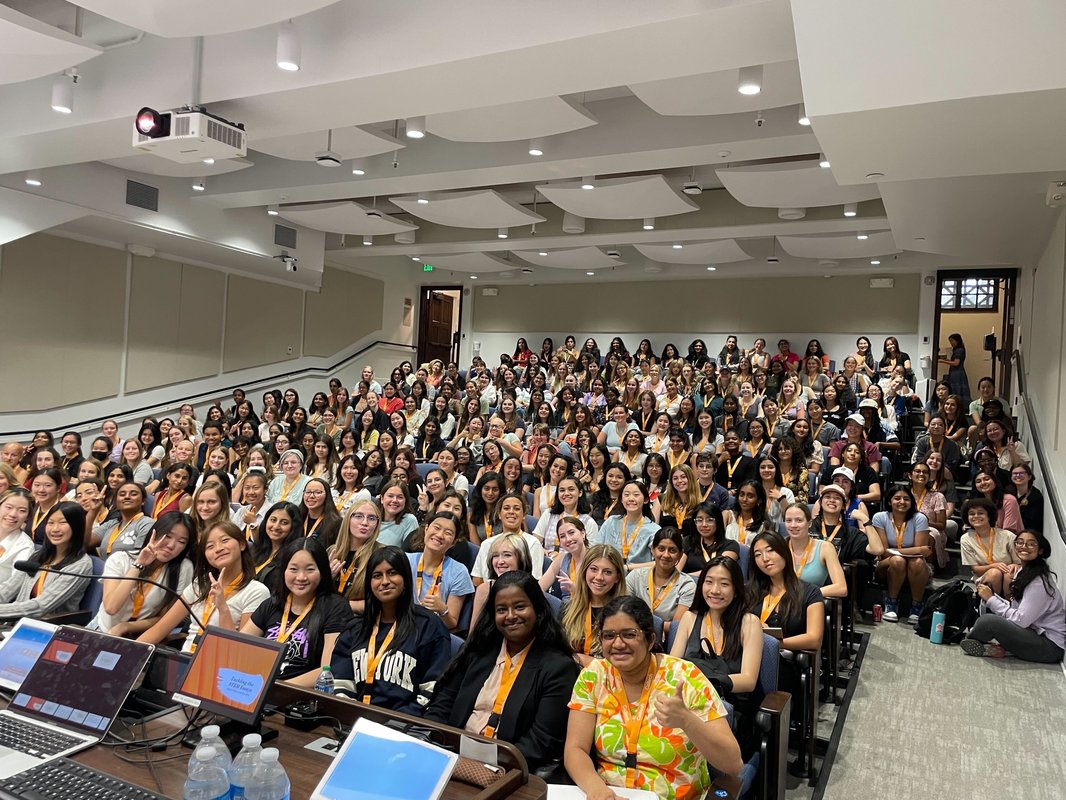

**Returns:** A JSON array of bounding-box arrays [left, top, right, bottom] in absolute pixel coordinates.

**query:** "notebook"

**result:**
[[0, 619, 56, 692], [0, 626, 153, 778], [312, 717, 458, 800]]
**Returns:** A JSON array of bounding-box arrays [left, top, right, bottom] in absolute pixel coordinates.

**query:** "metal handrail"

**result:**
[[1011, 349, 1065, 543]]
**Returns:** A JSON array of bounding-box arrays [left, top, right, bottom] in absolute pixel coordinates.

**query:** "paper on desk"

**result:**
[[459, 734, 498, 766], [547, 786, 656, 800]]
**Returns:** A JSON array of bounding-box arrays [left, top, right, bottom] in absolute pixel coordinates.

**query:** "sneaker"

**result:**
[[960, 639, 1006, 658], [882, 599, 899, 623], [907, 602, 923, 625]]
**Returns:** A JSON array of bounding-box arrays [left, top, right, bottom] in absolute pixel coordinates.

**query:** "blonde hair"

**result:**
[[560, 544, 627, 654], [331, 500, 381, 601], [0, 464, 18, 493], [178, 414, 198, 437], [487, 533, 532, 576], [660, 464, 702, 519]]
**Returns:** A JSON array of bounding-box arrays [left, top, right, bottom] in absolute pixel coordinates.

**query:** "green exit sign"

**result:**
[[422, 263, 434, 272]]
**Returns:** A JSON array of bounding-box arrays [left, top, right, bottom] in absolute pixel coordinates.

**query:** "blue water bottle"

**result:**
[[930, 610, 946, 644]]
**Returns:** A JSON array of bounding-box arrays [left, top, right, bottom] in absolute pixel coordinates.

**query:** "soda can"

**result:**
[[872, 604, 883, 623]]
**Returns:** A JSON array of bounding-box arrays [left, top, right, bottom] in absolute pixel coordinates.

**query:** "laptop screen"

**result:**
[[174, 627, 284, 726], [0, 619, 56, 692], [11, 627, 153, 737], [141, 647, 192, 696]]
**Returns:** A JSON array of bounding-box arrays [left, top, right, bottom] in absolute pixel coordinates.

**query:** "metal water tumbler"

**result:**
[[930, 610, 946, 644]]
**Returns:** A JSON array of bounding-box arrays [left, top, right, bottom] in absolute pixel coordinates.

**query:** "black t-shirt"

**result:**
[[756, 580, 824, 640], [715, 454, 755, 493], [251, 593, 353, 679], [810, 517, 868, 564], [682, 537, 741, 576]]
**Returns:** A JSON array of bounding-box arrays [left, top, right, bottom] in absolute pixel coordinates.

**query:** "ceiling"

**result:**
[[0, 0, 1062, 288]]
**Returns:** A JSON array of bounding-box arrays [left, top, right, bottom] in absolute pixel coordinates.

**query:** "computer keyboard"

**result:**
[[0, 758, 167, 800], [0, 717, 81, 758]]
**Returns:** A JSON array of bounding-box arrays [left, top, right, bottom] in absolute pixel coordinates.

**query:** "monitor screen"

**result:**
[[11, 627, 153, 736], [0, 619, 56, 691], [141, 646, 192, 696], [173, 627, 284, 726]]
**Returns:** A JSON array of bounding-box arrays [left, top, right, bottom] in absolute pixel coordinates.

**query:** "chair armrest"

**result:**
[[757, 690, 791, 718]]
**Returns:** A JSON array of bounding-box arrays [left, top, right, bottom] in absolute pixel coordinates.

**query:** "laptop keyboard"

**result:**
[[0, 758, 167, 800], [0, 717, 81, 758]]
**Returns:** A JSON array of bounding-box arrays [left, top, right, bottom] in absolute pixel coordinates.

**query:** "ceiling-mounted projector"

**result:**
[[133, 106, 246, 163], [315, 150, 342, 167]]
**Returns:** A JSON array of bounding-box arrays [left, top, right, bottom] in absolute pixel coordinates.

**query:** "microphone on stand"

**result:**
[[12, 560, 207, 632]]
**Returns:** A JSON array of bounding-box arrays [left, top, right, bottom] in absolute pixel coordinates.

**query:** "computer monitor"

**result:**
[[173, 626, 284, 727], [0, 619, 56, 692]]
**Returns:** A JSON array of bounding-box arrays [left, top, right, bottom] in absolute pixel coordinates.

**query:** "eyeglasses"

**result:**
[[1014, 540, 1038, 549], [601, 629, 644, 643], [304, 490, 326, 497], [350, 513, 379, 524], [1010, 471, 1028, 478]]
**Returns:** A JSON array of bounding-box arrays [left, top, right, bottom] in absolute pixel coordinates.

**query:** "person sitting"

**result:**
[[959, 498, 1019, 598], [682, 501, 739, 578], [468, 533, 532, 630], [0, 489, 35, 584], [426, 571, 580, 776], [471, 493, 545, 585], [564, 595, 742, 800], [560, 544, 628, 665], [250, 502, 303, 591], [242, 538, 353, 686], [827, 414, 882, 474], [972, 469, 1024, 533], [812, 484, 874, 566], [593, 480, 660, 571], [866, 487, 931, 623], [964, 530, 1065, 663], [781, 503, 847, 598], [725, 480, 767, 546], [625, 528, 696, 630], [670, 556, 764, 759], [330, 546, 452, 715], [328, 500, 381, 614], [1009, 464, 1044, 533], [540, 516, 590, 601], [407, 512, 476, 632], [911, 416, 962, 475]]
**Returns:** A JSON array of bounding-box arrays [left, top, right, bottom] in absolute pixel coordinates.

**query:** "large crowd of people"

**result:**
[[0, 332, 1061, 797]]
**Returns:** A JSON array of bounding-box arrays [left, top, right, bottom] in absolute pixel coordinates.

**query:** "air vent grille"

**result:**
[[274, 224, 297, 249], [125, 180, 159, 212]]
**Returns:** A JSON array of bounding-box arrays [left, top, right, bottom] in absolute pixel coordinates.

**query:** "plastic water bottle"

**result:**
[[313, 665, 335, 694], [199, 725, 233, 772], [228, 733, 263, 800], [930, 610, 946, 644], [184, 746, 231, 800], [245, 748, 290, 800]]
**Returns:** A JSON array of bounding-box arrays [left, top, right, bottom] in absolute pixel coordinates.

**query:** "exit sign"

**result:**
[[422, 263, 434, 272]]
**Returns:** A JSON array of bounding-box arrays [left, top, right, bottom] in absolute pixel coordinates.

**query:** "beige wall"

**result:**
[[0, 235, 126, 412], [935, 282, 1005, 400], [304, 267, 384, 357]]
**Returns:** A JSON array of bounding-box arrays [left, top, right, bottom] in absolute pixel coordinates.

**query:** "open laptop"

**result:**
[[0, 626, 153, 779], [0, 619, 56, 693]]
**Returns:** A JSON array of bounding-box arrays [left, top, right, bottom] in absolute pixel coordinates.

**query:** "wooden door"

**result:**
[[419, 290, 455, 365]]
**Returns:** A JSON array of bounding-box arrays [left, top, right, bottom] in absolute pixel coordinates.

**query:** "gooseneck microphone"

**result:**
[[12, 560, 207, 632]]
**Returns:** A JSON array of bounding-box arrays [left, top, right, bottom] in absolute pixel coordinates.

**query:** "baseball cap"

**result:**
[[831, 466, 855, 483]]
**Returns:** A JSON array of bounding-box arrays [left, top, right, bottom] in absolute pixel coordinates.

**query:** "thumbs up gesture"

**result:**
[[653, 675, 693, 730]]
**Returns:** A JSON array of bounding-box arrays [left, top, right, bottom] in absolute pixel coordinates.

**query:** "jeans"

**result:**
[[969, 613, 1065, 663]]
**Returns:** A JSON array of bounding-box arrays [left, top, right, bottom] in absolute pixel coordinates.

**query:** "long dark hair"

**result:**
[[33, 502, 86, 569], [252, 502, 303, 567], [147, 512, 195, 597], [688, 500, 726, 553], [192, 520, 256, 602], [443, 571, 571, 682], [469, 472, 502, 526], [361, 546, 419, 647], [689, 556, 748, 662], [1011, 530, 1058, 601], [270, 538, 340, 664], [746, 530, 803, 627]]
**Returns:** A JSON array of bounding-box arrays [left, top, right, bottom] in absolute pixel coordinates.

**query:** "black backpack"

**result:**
[[914, 578, 978, 643]]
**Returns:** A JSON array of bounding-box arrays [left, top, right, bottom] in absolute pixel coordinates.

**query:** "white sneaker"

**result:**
[[882, 608, 898, 622]]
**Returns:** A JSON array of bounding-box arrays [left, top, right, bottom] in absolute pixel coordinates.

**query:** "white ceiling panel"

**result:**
[[252, 127, 404, 162], [426, 96, 597, 142], [421, 252, 514, 274], [634, 240, 750, 264], [629, 60, 802, 117], [513, 247, 623, 269], [0, 6, 102, 84], [279, 201, 417, 235], [0, 187, 86, 245], [535, 175, 698, 220], [101, 155, 255, 178], [70, 0, 342, 37], [392, 190, 544, 229], [777, 231, 898, 259], [716, 162, 882, 208]]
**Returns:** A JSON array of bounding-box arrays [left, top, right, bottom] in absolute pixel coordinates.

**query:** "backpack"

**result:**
[[914, 578, 978, 643]]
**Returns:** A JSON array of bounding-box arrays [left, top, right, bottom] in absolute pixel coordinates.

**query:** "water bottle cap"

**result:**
[[242, 733, 262, 747], [201, 724, 220, 738], [260, 748, 279, 764], [321, 665, 331, 672], [196, 745, 217, 760]]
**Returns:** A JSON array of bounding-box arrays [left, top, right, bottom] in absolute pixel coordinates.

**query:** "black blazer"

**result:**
[[426, 641, 579, 770]]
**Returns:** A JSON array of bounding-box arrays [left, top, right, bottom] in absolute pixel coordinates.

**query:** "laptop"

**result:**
[[120, 646, 192, 721], [172, 626, 284, 727], [0, 620, 56, 693], [0, 626, 153, 778]]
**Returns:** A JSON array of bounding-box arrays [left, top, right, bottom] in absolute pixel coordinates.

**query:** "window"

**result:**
[[939, 278, 998, 312]]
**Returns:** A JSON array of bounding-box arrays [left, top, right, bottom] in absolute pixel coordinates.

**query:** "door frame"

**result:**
[[417, 285, 463, 367], [931, 267, 1019, 399]]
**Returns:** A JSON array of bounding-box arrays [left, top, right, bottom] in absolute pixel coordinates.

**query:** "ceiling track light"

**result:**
[[405, 116, 426, 139], [416, 193, 429, 205], [528, 138, 544, 157], [191, 179, 205, 192], [276, 21, 301, 71], [411, 256, 421, 261], [50, 71, 75, 114], [818, 153, 831, 169], [797, 103, 810, 126], [843, 202, 858, 217], [642, 217, 655, 231], [362, 235, 373, 246], [737, 64, 763, 95], [201, 157, 215, 165], [870, 259, 881, 265], [580, 176, 595, 190], [497, 228, 509, 239], [778, 207, 806, 220], [267, 204, 279, 216], [856, 231, 869, 240], [24, 173, 42, 187]]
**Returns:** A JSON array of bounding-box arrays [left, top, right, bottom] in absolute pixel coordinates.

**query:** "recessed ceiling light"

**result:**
[[416, 193, 429, 204], [497, 228, 509, 239], [706, 266, 717, 271], [586, 271, 595, 276], [538, 251, 548, 256], [737, 65, 763, 95], [818, 154, 831, 169], [672, 243, 683, 250], [642, 217, 655, 230], [870, 259, 881, 265], [351, 161, 366, 176], [362, 235, 372, 246], [856, 232, 868, 240], [843, 203, 857, 217], [644, 265, 663, 274], [797, 103, 810, 126], [275, 21, 301, 71], [202, 157, 215, 165], [581, 176, 595, 190], [191, 179, 205, 192], [528, 138, 544, 157], [469, 275, 478, 280], [50, 72, 74, 114], [405, 117, 425, 139], [267, 204, 279, 216], [24, 174, 42, 187], [718, 150, 731, 158], [411, 256, 421, 261]]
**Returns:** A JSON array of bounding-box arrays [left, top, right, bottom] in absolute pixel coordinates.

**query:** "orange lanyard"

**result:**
[[650, 435, 664, 454], [276, 596, 316, 643], [194, 574, 244, 650], [740, 399, 754, 418], [31, 503, 56, 534], [338, 551, 358, 593], [153, 491, 180, 519], [736, 516, 750, 544], [31, 570, 48, 599], [792, 539, 814, 575], [812, 421, 825, 441], [544, 486, 556, 509], [623, 450, 640, 468], [254, 555, 274, 575], [421, 441, 431, 460], [673, 503, 689, 527], [821, 521, 842, 543], [583, 607, 596, 655], [483, 520, 493, 540], [305, 516, 324, 539], [892, 520, 907, 548], [362, 620, 397, 704], [620, 518, 643, 560], [725, 456, 742, 489], [106, 513, 144, 556], [278, 477, 300, 502], [667, 450, 687, 469], [610, 656, 658, 788], [746, 441, 760, 458], [702, 615, 723, 656], [648, 570, 680, 611], [699, 484, 713, 503], [130, 565, 161, 620], [416, 556, 443, 599], [482, 645, 530, 738], [913, 490, 927, 510], [760, 590, 785, 623], [974, 530, 996, 564]]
